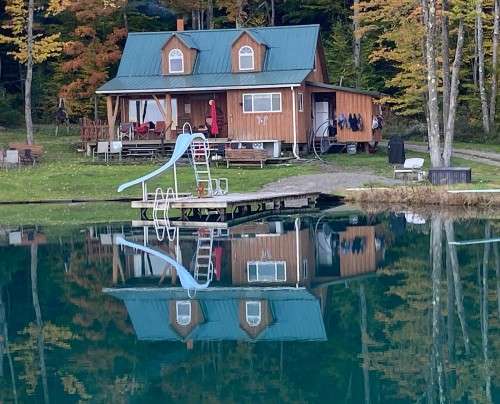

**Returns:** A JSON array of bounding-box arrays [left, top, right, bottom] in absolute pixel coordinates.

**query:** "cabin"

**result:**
[[95, 21, 382, 157]]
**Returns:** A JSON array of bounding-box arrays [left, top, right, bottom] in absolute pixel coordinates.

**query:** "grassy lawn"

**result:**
[[0, 127, 319, 202], [0, 126, 498, 224], [408, 139, 500, 154]]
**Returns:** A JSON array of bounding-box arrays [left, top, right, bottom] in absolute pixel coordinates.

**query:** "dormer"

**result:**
[[161, 33, 198, 75], [239, 300, 272, 339], [231, 30, 267, 73]]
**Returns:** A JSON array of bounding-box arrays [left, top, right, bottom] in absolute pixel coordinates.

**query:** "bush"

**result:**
[[0, 90, 23, 127]]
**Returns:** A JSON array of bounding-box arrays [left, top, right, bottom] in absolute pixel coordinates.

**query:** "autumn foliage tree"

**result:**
[[0, 0, 66, 143], [59, 0, 127, 117]]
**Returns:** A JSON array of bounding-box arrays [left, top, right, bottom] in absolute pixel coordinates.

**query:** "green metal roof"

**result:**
[[306, 81, 383, 98], [106, 287, 327, 342], [97, 24, 320, 94]]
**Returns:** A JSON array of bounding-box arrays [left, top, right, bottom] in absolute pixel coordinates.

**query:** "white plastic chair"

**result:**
[[5, 150, 19, 170], [93, 142, 109, 162], [109, 141, 122, 161], [394, 158, 426, 181]]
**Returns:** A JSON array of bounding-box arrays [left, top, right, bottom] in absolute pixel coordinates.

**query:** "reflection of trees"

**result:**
[[368, 216, 498, 402]]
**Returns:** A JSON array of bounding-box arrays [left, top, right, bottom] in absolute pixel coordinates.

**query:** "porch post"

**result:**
[[291, 86, 299, 158], [106, 95, 120, 142]]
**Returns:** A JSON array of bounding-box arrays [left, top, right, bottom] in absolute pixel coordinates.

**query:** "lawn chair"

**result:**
[[109, 141, 123, 161], [20, 148, 36, 167], [5, 150, 20, 170], [394, 157, 426, 181], [93, 141, 109, 162], [0, 149, 4, 169], [154, 121, 166, 138], [117, 122, 134, 141]]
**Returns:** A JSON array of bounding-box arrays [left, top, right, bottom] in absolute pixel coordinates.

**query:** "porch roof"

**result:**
[[96, 70, 310, 94]]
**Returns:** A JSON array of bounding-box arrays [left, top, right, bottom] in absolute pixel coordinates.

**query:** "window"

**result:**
[[169, 48, 184, 73], [242, 93, 282, 113], [245, 301, 261, 326], [239, 46, 254, 70], [176, 301, 191, 325], [247, 261, 286, 282], [298, 92, 304, 112]]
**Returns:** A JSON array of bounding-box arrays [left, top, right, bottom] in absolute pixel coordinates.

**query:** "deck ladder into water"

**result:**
[[152, 187, 176, 241], [194, 228, 214, 282]]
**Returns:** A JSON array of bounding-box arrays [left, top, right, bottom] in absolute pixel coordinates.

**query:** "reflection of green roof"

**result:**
[[105, 287, 327, 342], [97, 25, 319, 94]]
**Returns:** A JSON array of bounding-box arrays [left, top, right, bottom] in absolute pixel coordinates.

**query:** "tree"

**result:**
[[0, 0, 66, 144]]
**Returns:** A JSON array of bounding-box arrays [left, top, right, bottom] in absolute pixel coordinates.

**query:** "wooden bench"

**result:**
[[225, 149, 268, 168], [8, 143, 44, 165]]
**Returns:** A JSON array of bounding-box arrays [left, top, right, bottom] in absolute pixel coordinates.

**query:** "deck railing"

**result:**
[[79, 118, 109, 143]]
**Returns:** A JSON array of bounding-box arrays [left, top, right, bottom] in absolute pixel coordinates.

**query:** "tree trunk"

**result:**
[[443, 19, 465, 167], [430, 215, 445, 403], [441, 0, 450, 132], [207, 0, 214, 29], [423, 0, 442, 167], [359, 284, 370, 404], [270, 0, 275, 26], [353, 0, 361, 86], [444, 219, 470, 354], [490, 0, 500, 128], [25, 0, 35, 145], [481, 223, 492, 403], [494, 244, 499, 318], [476, 0, 491, 133], [31, 244, 49, 404], [474, 19, 479, 91]]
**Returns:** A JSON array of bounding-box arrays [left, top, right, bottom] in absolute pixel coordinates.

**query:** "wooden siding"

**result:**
[[231, 32, 265, 73], [230, 228, 314, 286], [161, 36, 197, 75], [227, 87, 309, 143], [335, 90, 374, 142], [306, 47, 326, 83], [339, 226, 376, 277]]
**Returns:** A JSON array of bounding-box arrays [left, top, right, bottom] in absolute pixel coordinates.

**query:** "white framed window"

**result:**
[[242, 93, 282, 113], [239, 46, 254, 71], [169, 48, 184, 73], [247, 261, 286, 282], [245, 301, 261, 326], [298, 92, 304, 112], [176, 301, 191, 325]]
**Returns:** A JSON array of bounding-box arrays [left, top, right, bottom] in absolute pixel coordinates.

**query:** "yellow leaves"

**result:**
[[0, 0, 67, 64]]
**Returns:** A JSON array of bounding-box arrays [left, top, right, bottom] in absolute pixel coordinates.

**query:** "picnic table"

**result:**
[[8, 143, 44, 165]]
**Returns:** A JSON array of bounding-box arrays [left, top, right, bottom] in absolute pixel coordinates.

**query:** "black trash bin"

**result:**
[[387, 136, 405, 164]]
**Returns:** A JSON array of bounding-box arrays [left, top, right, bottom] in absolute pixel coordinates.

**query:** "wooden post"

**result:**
[[152, 94, 173, 138], [106, 95, 120, 142]]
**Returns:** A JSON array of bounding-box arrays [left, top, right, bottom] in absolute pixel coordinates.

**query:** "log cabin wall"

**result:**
[[339, 226, 376, 277], [230, 228, 314, 286], [227, 87, 308, 143], [335, 90, 374, 142]]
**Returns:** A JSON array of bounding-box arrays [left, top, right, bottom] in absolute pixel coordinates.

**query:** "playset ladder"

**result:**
[[190, 140, 214, 197]]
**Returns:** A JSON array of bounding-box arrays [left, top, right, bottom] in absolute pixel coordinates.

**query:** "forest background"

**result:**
[[0, 0, 499, 146]]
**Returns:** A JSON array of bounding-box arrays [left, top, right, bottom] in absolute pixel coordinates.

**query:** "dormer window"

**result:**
[[239, 46, 254, 71], [169, 48, 184, 73], [176, 301, 191, 325], [245, 301, 261, 327]]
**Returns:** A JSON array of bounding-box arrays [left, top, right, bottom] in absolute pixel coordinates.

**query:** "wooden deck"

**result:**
[[132, 190, 320, 221]]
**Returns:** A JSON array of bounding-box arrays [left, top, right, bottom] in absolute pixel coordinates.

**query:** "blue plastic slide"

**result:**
[[117, 132, 206, 193], [116, 236, 211, 290]]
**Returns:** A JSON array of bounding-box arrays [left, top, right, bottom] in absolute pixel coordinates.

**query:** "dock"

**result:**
[[132, 190, 321, 221]]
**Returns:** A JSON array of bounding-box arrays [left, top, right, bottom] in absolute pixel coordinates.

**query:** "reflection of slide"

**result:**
[[117, 132, 206, 193], [116, 236, 210, 290]]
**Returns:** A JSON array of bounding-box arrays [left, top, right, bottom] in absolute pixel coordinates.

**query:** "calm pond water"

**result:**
[[0, 208, 498, 403]]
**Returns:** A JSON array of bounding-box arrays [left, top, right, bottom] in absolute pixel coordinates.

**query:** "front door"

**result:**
[[314, 101, 329, 136]]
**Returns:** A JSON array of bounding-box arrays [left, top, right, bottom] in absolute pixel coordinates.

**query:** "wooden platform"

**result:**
[[132, 191, 320, 221]]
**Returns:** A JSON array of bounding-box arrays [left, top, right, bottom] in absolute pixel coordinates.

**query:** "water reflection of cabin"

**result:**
[[106, 288, 326, 342]]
